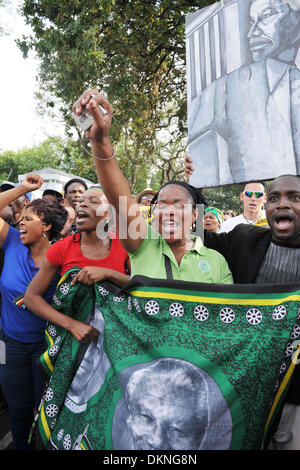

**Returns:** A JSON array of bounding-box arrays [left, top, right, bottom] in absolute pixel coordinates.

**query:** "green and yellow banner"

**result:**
[[38, 269, 300, 450]]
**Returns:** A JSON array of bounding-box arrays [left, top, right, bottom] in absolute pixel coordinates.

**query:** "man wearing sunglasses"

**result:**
[[219, 182, 267, 233]]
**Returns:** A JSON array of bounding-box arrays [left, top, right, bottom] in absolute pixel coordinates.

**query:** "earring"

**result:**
[[42, 232, 47, 239]]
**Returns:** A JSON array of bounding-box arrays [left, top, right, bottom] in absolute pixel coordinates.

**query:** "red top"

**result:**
[[46, 233, 129, 276]]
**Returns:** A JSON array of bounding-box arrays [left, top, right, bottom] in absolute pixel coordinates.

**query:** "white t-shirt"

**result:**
[[219, 210, 266, 233]]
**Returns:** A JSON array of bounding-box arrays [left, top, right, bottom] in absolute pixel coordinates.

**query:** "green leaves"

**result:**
[[18, 1, 219, 192], [0, 137, 97, 184]]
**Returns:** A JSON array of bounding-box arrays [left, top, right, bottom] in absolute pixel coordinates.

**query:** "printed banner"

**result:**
[[38, 269, 300, 450]]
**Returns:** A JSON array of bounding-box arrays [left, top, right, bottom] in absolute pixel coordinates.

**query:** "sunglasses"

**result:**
[[244, 191, 264, 198]]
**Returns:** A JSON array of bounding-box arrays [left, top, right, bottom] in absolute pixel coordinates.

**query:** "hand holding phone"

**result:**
[[72, 90, 114, 159], [72, 99, 107, 131]]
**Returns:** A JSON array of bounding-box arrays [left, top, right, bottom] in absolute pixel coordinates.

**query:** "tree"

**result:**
[[0, 0, 10, 36], [202, 185, 245, 215], [17, 0, 213, 190], [13, 1, 270, 210], [0, 137, 98, 183], [202, 180, 272, 215]]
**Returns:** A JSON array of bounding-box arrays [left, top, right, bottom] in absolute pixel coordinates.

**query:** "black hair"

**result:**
[[150, 180, 207, 209], [27, 198, 68, 241], [64, 178, 88, 194], [272, 174, 300, 181], [43, 189, 64, 202], [266, 174, 300, 194]]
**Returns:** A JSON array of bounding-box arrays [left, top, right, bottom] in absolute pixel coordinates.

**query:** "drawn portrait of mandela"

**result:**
[[187, 0, 300, 188]]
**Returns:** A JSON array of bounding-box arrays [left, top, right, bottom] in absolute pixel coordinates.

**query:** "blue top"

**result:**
[[0, 226, 59, 343]]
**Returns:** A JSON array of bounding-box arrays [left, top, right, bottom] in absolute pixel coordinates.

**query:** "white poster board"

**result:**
[[186, 0, 300, 188]]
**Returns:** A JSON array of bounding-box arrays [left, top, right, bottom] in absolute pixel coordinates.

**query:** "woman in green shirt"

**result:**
[[72, 90, 233, 284]]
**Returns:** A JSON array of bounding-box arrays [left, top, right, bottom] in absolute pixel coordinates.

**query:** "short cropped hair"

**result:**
[[244, 181, 266, 192], [64, 178, 88, 194], [28, 198, 68, 241]]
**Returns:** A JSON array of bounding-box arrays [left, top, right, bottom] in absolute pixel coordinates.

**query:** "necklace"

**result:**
[[242, 214, 258, 225]]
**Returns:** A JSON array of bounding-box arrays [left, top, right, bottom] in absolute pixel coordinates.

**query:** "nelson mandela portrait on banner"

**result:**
[[112, 358, 232, 450], [187, 0, 300, 188]]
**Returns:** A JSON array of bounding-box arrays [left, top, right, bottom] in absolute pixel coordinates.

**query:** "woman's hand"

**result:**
[[21, 173, 44, 193], [68, 318, 100, 343], [71, 266, 109, 286], [73, 89, 114, 145], [71, 266, 130, 288]]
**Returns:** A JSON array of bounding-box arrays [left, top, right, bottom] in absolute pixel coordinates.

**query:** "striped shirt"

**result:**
[[255, 242, 300, 284]]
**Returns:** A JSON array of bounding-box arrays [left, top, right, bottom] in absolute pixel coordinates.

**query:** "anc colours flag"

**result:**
[[37, 268, 300, 450]]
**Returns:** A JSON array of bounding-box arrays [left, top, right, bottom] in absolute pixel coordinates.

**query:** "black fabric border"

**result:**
[[121, 275, 300, 296]]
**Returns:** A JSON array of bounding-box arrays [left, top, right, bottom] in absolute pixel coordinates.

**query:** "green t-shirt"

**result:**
[[129, 224, 233, 284]]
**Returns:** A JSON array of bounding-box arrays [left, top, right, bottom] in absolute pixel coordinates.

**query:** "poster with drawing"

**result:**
[[186, 0, 300, 188]]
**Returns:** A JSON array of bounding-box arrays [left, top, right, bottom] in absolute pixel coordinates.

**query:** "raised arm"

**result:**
[[72, 90, 147, 253], [0, 174, 43, 247]]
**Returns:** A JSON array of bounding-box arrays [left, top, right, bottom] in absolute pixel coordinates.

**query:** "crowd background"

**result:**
[[0, 168, 234, 451], [0, 130, 297, 452], [0, 162, 267, 450], [0, 0, 269, 221], [0, 0, 299, 453]]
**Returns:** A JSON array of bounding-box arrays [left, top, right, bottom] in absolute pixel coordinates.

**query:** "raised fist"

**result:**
[[21, 174, 44, 192]]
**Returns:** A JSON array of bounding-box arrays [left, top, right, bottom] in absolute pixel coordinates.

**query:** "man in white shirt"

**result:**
[[219, 182, 267, 233]]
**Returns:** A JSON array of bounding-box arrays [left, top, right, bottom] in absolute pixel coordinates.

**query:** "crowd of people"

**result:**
[[200, 181, 269, 234], [0, 175, 130, 449], [73, 89, 300, 450], [0, 88, 299, 451]]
